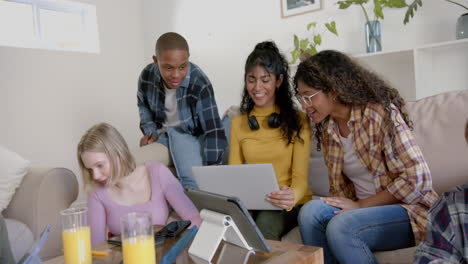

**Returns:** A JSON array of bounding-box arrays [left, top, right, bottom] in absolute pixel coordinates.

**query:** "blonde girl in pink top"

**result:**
[[77, 123, 201, 245]]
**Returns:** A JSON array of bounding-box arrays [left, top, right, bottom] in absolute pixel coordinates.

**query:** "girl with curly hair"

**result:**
[[294, 50, 438, 264], [228, 41, 311, 240]]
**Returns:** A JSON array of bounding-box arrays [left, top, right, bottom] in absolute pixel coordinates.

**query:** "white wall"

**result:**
[[0, 0, 146, 201], [142, 0, 466, 115], [1, 0, 464, 203]]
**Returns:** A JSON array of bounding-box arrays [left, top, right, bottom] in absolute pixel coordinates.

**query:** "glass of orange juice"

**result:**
[[121, 212, 156, 264], [60, 207, 92, 264]]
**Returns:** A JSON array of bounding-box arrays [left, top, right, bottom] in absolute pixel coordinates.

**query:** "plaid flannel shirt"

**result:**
[[322, 103, 439, 243], [414, 183, 468, 264], [137, 62, 227, 165]]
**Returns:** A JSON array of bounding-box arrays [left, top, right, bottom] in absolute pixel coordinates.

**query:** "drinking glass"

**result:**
[[60, 207, 92, 264], [121, 212, 156, 264]]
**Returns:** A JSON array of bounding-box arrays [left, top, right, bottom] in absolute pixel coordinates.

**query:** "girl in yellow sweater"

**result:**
[[228, 41, 311, 240]]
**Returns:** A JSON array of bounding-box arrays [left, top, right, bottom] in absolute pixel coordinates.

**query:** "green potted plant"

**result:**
[[403, 0, 422, 24], [290, 21, 338, 64], [446, 0, 468, 10], [337, 0, 407, 52], [451, 0, 468, 39], [405, 0, 468, 39]]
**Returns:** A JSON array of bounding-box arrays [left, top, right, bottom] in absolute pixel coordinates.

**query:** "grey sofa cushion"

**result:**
[[4, 218, 33, 263], [405, 90, 468, 194], [308, 145, 329, 197]]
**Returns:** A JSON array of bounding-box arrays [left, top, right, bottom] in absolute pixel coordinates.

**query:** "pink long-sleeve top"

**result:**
[[87, 162, 202, 245]]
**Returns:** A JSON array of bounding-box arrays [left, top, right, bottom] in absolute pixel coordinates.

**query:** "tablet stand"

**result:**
[[218, 242, 254, 264], [188, 209, 253, 262]]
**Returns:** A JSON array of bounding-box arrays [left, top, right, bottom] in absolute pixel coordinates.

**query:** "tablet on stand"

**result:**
[[185, 189, 271, 263]]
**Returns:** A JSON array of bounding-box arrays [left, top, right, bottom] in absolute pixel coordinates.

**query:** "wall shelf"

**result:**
[[354, 38, 468, 101]]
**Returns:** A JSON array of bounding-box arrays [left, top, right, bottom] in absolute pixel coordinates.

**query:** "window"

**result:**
[[0, 0, 100, 53]]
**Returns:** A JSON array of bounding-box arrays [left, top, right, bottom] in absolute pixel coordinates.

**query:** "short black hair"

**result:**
[[155, 32, 189, 56]]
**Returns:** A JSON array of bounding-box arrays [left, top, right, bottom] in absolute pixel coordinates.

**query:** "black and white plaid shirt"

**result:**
[[414, 183, 468, 264]]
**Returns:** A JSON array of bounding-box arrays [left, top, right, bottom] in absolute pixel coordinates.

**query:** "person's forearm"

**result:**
[[204, 128, 227, 165], [227, 122, 243, 165], [137, 87, 159, 136], [290, 176, 308, 204], [290, 122, 311, 204], [359, 189, 400, 208]]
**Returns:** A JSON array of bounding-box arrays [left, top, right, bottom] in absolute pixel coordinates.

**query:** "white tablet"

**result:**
[[191, 164, 281, 210]]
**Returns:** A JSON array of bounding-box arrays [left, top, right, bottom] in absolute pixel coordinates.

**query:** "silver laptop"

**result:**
[[191, 164, 281, 210]]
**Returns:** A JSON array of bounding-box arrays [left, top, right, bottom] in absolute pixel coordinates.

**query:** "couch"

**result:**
[[3, 167, 79, 261], [137, 90, 468, 264]]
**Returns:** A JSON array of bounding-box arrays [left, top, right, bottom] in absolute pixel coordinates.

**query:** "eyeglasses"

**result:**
[[296, 90, 321, 107]]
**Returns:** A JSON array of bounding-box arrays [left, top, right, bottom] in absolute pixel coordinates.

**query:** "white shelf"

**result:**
[[354, 39, 468, 101], [417, 38, 468, 52], [354, 47, 413, 58]]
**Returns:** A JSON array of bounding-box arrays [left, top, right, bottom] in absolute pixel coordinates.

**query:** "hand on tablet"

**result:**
[[266, 186, 295, 210]]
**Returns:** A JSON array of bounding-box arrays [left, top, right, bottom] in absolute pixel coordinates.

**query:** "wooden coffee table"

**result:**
[[45, 235, 323, 264]]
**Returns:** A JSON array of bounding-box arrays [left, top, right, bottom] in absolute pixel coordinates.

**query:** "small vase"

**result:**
[[456, 13, 468, 40], [365, 20, 382, 53]]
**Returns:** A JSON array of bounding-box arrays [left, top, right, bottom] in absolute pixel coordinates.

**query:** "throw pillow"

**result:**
[[0, 146, 30, 212]]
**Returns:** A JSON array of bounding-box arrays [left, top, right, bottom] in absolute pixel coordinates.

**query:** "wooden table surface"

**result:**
[[45, 232, 323, 264]]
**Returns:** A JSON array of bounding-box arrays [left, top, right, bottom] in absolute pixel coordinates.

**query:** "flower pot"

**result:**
[[365, 20, 382, 53], [456, 13, 468, 40]]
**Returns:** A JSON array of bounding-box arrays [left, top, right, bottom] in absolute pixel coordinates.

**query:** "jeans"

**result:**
[[298, 200, 415, 264], [157, 127, 203, 190]]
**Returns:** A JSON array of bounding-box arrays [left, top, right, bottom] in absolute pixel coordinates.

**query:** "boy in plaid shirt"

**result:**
[[138, 32, 226, 189]]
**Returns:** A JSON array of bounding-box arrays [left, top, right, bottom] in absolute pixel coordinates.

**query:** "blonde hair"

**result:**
[[77, 123, 136, 191]]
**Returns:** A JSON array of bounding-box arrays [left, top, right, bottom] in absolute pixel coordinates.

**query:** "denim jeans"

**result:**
[[298, 200, 415, 264], [157, 127, 203, 190]]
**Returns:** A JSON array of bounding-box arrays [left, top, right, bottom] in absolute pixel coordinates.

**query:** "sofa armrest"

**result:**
[[133, 143, 178, 175], [3, 167, 78, 260], [133, 142, 172, 167]]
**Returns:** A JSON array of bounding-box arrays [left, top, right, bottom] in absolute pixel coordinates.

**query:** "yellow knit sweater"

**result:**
[[228, 106, 312, 205]]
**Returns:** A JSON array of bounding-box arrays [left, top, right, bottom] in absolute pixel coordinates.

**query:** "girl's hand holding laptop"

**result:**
[[266, 186, 295, 210]]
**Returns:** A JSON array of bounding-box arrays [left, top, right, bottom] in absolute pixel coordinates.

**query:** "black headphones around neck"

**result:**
[[247, 112, 281, 131]]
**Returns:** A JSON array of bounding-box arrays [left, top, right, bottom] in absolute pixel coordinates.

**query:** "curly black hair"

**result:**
[[293, 50, 413, 150], [240, 41, 303, 144]]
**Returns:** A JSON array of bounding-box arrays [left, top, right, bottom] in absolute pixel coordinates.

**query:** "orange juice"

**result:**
[[62, 226, 92, 264], [122, 235, 156, 264]]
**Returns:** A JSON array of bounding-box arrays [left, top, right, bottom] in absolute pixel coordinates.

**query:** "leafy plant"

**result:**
[[404, 0, 467, 25], [290, 21, 338, 64], [337, 0, 408, 22], [337, 0, 407, 51], [403, 0, 422, 24], [446, 0, 468, 10]]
